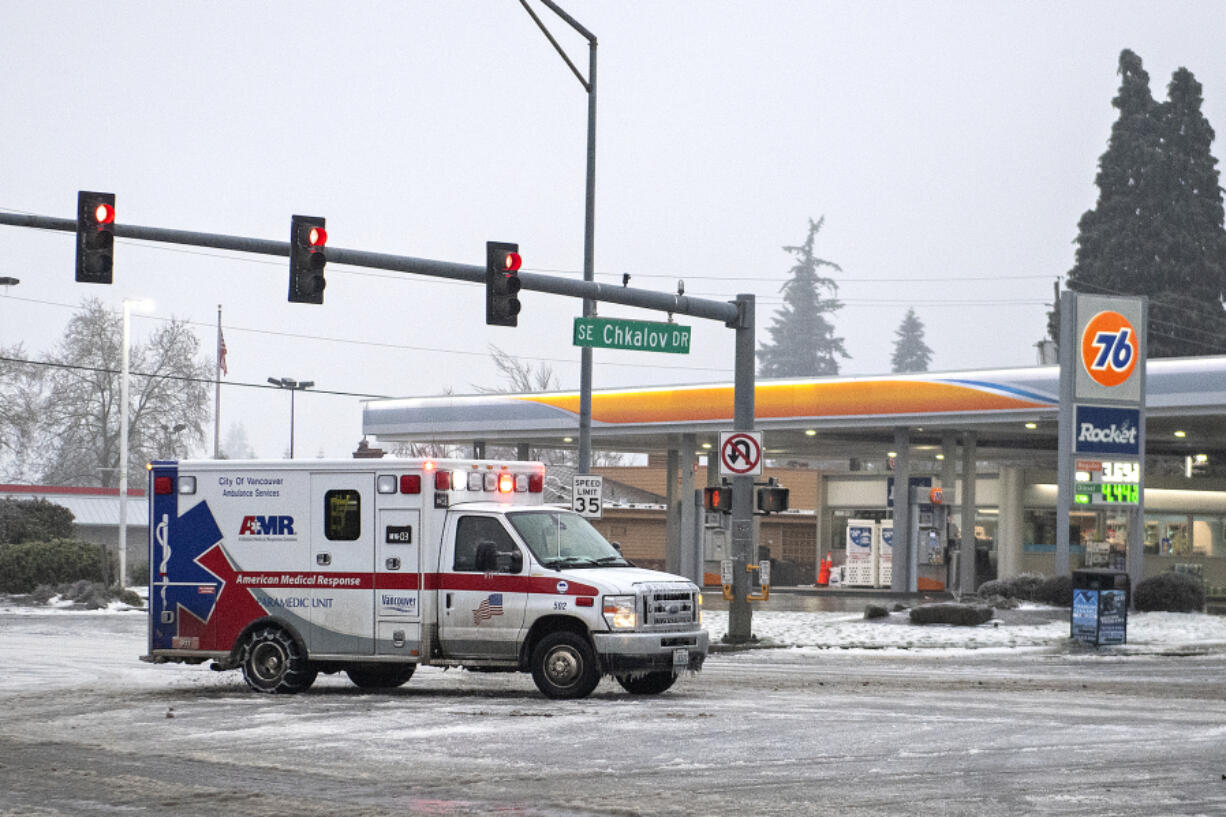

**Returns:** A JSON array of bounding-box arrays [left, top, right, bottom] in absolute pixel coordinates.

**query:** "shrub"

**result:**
[[29, 580, 142, 609], [976, 578, 1011, 598], [1035, 575, 1073, 606], [977, 572, 1048, 602], [863, 604, 889, 620], [0, 498, 76, 544], [0, 539, 108, 593], [1133, 572, 1205, 613], [909, 603, 993, 626]]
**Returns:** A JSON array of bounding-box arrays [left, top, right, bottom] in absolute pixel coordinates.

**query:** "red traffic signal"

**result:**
[[288, 215, 327, 304], [93, 202, 116, 225], [75, 191, 116, 284], [305, 225, 327, 248], [486, 241, 522, 327]]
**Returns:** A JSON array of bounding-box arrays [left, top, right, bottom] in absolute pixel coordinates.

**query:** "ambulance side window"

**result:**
[[324, 489, 361, 541], [454, 516, 516, 572]]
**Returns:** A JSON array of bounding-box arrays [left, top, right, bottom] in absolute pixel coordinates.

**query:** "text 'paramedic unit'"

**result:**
[[142, 458, 708, 699]]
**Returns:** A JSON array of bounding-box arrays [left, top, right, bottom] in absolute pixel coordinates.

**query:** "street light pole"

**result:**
[[118, 298, 153, 590], [267, 377, 314, 458], [522, 0, 597, 473]]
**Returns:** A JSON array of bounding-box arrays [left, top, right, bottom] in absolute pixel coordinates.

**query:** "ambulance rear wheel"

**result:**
[[241, 626, 317, 694], [615, 671, 677, 695], [530, 631, 601, 700], [345, 663, 416, 689]]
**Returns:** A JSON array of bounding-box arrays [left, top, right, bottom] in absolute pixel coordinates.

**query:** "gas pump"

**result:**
[[910, 485, 948, 590]]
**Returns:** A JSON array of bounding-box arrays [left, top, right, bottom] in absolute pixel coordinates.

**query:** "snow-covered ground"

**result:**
[[703, 605, 1226, 654]]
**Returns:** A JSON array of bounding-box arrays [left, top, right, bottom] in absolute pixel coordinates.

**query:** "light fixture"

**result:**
[[935, 454, 945, 461], [804, 429, 817, 437], [887, 451, 898, 459], [701, 442, 712, 449], [1025, 422, 1037, 430], [1174, 430, 1187, 438], [563, 436, 574, 443]]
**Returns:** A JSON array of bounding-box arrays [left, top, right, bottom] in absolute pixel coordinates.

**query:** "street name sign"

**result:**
[[573, 317, 691, 354]]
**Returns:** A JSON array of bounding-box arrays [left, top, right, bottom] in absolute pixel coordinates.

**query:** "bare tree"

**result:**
[[38, 299, 212, 487], [475, 345, 622, 467], [475, 345, 559, 393], [0, 344, 45, 483]]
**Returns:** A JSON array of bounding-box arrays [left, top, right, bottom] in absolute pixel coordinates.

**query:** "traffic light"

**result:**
[[703, 485, 732, 513], [756, 484, 790, 514], [288, 215, 327, 304], [75, 191, 116, 284], [486, 241, 522, 326]]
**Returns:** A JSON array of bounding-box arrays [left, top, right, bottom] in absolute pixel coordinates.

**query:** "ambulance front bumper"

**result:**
[[592, 629, 708, 674]]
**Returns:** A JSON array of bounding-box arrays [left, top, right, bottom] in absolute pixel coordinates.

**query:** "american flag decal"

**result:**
[[473, 593, 504, 625]]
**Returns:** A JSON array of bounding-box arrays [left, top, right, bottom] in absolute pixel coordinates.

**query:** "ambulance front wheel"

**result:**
[[241, 626, 317, 694], [530, 631, 601, 700]]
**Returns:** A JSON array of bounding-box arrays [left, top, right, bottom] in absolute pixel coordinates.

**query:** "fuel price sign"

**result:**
[[1074, 459, 1140, 506]]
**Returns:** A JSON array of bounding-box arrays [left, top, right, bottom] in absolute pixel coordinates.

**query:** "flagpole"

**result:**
[[214, 304, 222, 458]]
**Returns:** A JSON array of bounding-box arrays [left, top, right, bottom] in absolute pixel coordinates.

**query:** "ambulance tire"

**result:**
[[615, 671, 677, 695], [530, 631, 601, 700], [345, 663, 416, 689], [241, 626, 317, 694]]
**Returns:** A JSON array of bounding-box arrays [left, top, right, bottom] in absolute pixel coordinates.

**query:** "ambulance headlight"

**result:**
[[602, 595, 637, 630]]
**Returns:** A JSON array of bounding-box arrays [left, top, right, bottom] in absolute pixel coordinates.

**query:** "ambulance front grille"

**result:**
[[642, 585, 699, 628]]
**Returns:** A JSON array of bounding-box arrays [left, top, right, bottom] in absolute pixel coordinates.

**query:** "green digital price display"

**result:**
[[1073, 458, 1140, 506], [1074, 481, 1140, 505]]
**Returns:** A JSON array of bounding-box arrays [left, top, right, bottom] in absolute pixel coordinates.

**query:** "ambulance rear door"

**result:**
[[308, 472, 375, 655]]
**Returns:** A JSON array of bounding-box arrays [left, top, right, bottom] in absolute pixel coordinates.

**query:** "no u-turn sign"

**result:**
[[719, 431, 763, 476]]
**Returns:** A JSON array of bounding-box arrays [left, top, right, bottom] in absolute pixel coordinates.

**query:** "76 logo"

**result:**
[[1080, 311, 1138, 387]]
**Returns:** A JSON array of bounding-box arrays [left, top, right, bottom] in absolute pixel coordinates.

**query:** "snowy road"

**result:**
[[1, 610, 1225, 816]]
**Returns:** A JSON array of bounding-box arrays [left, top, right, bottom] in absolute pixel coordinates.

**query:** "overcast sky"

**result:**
[[3, 2, 1225, 463]]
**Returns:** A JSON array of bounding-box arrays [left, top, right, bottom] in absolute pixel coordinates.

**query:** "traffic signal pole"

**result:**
[[0, 210, 761, 642]]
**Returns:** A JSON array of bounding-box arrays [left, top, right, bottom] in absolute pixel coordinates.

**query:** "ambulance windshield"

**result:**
[[507, 510, 630, 569]]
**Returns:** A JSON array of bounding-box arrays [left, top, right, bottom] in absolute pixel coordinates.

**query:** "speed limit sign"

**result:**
[[572, 475, 604, 519]]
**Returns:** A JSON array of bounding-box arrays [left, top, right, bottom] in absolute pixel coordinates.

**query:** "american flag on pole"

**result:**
[[218, 329, 228, 376], [473, 593, 503, 625]]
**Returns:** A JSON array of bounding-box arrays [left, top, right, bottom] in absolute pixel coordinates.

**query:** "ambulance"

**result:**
[[141, 458, 708, 699]]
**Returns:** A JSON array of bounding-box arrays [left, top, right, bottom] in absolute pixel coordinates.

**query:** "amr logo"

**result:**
[[238, 515, 296, 536]]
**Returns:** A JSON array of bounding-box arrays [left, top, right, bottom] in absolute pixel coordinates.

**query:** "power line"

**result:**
[[0, 354, 392, 399]]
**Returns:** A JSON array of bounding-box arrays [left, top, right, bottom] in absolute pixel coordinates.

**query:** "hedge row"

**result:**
[[978, 572, 1072, 606], [979, 570, 1206, 612], [0, 539, 108, 594]]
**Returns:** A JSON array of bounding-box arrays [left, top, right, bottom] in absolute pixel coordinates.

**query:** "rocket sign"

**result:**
[[719, 431, 763, 476]]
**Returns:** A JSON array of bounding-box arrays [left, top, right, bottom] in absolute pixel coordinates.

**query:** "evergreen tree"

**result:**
[[1055, 50, 1226, 356], [757, 217, 848, 377], [1149, 67, 1226, 354], [890, 308, 932, 372]]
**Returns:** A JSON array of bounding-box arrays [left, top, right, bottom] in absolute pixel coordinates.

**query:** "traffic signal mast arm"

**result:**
[[0, 210, 742, 326]]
